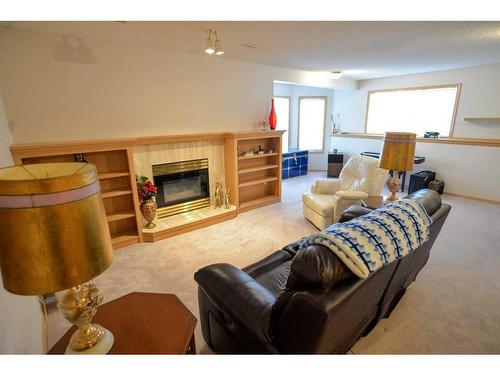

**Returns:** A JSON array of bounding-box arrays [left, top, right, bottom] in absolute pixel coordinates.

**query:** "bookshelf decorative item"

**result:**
[[268, 99, 277, 130]]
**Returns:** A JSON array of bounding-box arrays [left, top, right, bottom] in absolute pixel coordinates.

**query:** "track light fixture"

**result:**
[[205, 30, 224, 56]]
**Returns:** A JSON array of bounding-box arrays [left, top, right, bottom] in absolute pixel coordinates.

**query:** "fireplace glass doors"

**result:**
[[152, 159, 210, 218]]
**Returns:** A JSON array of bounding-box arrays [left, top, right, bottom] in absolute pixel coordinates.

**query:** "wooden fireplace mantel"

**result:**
[[10, 130, 286, 249]]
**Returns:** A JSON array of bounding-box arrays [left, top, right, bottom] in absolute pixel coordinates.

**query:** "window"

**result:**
[[273, 97, 290, 153], [365, 84, 460, 137], [298, 97, 326, 152]]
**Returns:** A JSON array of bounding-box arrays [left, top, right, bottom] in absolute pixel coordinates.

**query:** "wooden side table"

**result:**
[[49, 292, 197, 354]]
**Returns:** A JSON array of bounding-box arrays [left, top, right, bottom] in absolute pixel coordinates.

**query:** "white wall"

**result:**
[[332, 64, 500, 201], [274, 82, 335, 171], [0, 27, 355, 144], [0, 96, 43, 354]]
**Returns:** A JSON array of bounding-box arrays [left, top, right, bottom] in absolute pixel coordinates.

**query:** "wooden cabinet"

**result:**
[[20, 149, 141, 250], [225, 131, 285, 212]]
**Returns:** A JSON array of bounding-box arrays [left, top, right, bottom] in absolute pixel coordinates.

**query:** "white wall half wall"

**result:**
[[0, 96, 43, 354], [332, 64, 500, 201], [331, 137, 500, 202], [274, 82, 336, 171]]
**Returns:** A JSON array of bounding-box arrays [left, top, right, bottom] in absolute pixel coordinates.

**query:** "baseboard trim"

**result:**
[[443, 192, 500, 204]]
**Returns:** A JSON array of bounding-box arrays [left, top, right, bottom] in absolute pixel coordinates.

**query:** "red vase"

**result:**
[[268, 99, 277, 130]]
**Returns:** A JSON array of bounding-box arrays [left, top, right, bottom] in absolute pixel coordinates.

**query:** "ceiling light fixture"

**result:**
[[329, 71, 344, 79], [215, 38, 224, 55], [205, 30, 216, 54], [205, 30, 224, 56]]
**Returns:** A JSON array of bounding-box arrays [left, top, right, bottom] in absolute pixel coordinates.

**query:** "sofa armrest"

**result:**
[[331, 191, 368, 222], [194, 263, 276, 343], [335, 190, 369, 200], [338, 205, 373, 223], [311, 178, 341, 194]]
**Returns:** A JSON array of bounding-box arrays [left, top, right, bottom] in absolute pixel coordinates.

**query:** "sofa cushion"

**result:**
[[243, 250, 292, 278], [287, 245, 352, 291], [302, 192, 336, 217], [404, 188, 441, 216], [253, 260, 292, 298], [271, 245, 352, 329]]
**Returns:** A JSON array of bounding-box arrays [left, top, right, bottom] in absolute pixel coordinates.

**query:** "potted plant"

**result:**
[[136, 175, 158, 229]]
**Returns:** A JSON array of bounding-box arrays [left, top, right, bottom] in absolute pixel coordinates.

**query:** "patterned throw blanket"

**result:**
[[302, 199, 432, 279]]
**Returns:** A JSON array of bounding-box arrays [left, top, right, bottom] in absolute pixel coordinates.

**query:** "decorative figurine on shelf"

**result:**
[[258, 120, 269, 131], [136, 175, 158, 229], [268, 98, 277, 130], [330, 113, 340, 134], [223, 187, 231, 209], [424, 131, 440, 139], [73, 153, 88, 163], [243, 149, 254, 157], [257, 145, 265, 154], [215, 179, 224, 208], [268, 148, 274, 154]]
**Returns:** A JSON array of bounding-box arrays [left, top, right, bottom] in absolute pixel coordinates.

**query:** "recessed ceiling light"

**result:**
[[329, 71, 344, 79]]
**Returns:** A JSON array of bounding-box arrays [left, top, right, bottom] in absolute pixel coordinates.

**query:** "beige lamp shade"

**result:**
[[378, 132, 417, 172], [0, 163, 113, 296]]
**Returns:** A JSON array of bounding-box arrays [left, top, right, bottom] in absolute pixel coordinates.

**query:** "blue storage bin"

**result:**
[[282, 148, 309, 180], [289, 166, 300, 178]]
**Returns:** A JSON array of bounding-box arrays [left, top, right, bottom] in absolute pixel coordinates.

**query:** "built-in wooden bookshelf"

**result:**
[[225, 131, 285, 213], [11, 130, 286, 247], [20, 149, 141, 250]]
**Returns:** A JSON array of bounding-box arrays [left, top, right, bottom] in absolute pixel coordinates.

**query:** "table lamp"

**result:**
[[378, 132, 416, 201], [0, 162, 114, 354]]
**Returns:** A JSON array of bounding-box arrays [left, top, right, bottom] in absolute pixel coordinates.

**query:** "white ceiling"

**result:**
[[5, 21, 500, 79]]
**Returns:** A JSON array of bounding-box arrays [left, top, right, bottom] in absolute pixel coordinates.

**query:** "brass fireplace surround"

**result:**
[[153, 158, 210, 218]]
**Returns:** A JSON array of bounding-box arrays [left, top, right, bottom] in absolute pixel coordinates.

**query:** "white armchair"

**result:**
[[302, 155, 387, 230]]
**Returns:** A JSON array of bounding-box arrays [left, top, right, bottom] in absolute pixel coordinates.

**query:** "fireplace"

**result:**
[[152, 158, 210, 218]]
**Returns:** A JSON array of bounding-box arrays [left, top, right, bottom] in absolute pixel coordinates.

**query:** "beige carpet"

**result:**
[[48, 172, 500, 354]]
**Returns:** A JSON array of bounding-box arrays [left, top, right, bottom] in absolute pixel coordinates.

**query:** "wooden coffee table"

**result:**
[[49, 292, 197, 354], [361, 195, 385, 210]]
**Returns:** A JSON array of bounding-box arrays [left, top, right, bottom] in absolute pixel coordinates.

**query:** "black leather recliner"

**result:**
[[194, 189, 451, 353]]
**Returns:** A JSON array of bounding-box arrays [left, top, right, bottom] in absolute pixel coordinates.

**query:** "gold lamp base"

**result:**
[[65, 327, 114, 354], [385, 171, 401, 202], [57, 284, 114, 354]]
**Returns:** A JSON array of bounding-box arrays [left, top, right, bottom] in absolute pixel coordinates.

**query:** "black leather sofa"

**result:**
[[194, 189, 451, 353]]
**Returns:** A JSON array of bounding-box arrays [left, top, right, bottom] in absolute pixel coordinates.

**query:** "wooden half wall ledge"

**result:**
[[9, 130, 287, 162], [330, 133, 500, 148]]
